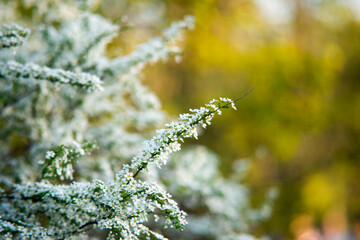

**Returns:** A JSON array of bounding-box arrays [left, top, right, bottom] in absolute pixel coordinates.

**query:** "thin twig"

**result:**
[[130, 87, 255, 181]]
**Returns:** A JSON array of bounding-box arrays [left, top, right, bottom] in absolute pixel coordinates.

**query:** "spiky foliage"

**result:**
[[0, 1, 274, 239]]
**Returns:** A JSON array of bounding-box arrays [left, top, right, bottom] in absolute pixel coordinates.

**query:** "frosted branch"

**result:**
[[116, 97, 239, 186], [0, 24, 30, 49], [39, 141, 96, 181], [0, 97, 240, 239], [102, 16, 195, 78], [0, 61, 103, 91]]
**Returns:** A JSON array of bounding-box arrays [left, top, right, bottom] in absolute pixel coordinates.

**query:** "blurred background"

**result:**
[[96, 0, 360, 239]]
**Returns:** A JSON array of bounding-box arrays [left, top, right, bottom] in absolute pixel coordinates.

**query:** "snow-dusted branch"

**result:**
[[39, 141, 96, 181], [101, 16, 195, 78], [117, 97, 240, 185], [0, 61, 103, 91], [0, 97, 241, 239], [0, 24, 30, 49]]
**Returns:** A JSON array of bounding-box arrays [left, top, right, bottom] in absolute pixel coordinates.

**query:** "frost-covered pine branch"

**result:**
[[0, 61, 103, 91], [39, 141, 96, 181], [117, 97, 239, 182], [101, 15, 194, 78], [0, 98, 239, 239], [0, 24, 30, 49]]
